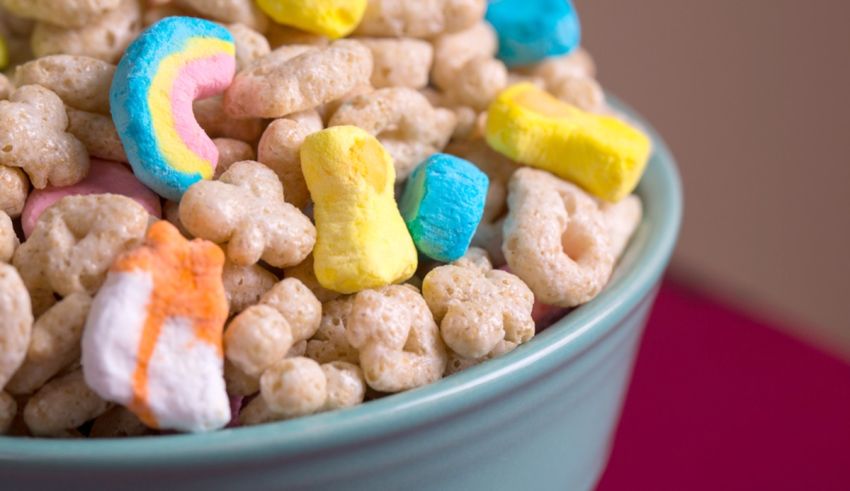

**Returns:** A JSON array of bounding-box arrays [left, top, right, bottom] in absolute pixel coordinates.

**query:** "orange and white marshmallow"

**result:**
[[82, 221, 231, 433]]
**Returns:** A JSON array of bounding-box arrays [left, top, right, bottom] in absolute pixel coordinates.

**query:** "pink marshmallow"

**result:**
[[22, 159, 162, 237]]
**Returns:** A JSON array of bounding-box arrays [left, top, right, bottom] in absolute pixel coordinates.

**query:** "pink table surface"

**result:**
[[597, 279, 850, 491]]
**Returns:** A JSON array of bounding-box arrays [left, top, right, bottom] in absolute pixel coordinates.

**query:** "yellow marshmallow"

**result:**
[[485, 83, 651, 202], [257, 0, 367, 39], [301, 126, 417, 294], [0, 35, 8, 70]]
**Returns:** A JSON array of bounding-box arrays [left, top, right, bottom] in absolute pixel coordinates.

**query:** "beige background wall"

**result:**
[[576, 1, 850, 357]]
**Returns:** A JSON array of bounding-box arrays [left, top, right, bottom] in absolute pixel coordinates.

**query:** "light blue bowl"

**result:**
[[0, 98, 681, 491]]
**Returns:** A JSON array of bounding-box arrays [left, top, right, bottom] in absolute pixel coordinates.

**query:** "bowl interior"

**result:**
[[0, 96, 682, 466]]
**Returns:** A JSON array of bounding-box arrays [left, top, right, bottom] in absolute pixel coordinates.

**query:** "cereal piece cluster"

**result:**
[[0, 0, 651, 437]]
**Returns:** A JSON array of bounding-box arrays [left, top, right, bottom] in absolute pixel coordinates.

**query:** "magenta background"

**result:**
[[596, 279, 850, 490]]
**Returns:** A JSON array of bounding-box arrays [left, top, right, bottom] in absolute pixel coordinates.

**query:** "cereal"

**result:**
[[485, 0, 581, 67], [30, 0, 143, 63], [20, 159, 161, 237], [445, 339, 517, 376], [225, 304, 294, 378], [0, 211, 18, 263], [530, 47, 596, 83], [321, 361, 365, 411], [82, 221, 231, 432], [257, 110, 324, 208], [0, 74, 11, 100], [502, 168, 614, 307], [443, 57, 508, 111], [89, 405, 148, 438], [23, 369, 111, 437], [175, 0, 269, 33], [0, 391, 15, 434], [547, 74, 605, 113], [257, 0, 367, 38], [222, 261, 278, 315], [485, 83, 651, 202], [265, 23, 328, 49], [0, 85, 90, 190], [258, 278, 323, 343], [0, 166, 30, 218], [194, 96, 264, 143], [0, 263, 33, 390], [213, 138, 256, 178], [599, 194, 643, 260], [301, 126, 417, 293], [238, 395, 279, 425], [346, 285, 447, 392], [422, 251, 534, 359], [12, 194, 149, 316], [179, 161, 316, 268], [227, 23, 271, 71], [224, 359, 259, 397], [5, 292, 91, 395], [431, 22, 497, 92], [110, 17, 236, 200], [259, 357, 326, 417], [399, 153, 489, 262], [354, 0, 485, 38], [305, 297, 358, 364], [224, 40, 373, 119], [356, 37, 433, 89], [15, 55, 115, 114], [283, 254, 341, 303], [1, 0, 122, 29], [328, 87, 456, 180], [66, 109, 128, 162]]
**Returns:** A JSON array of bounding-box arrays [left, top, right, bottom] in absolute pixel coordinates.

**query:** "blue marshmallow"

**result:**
[[485, 0, 581, 67], [399, 154, 489, 262]]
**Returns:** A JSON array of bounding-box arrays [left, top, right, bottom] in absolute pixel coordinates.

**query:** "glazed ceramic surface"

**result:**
[[0, 98, 682, 491]]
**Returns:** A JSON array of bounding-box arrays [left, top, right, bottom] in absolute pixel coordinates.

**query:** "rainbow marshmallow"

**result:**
[[111, 17, 236, 201]]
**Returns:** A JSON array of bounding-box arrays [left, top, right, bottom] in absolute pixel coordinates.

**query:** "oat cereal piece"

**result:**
[[66, 109, 128, 162], [346, 285, 447, 392], [0, 263, 33, 390], [321, 361, 365, 411], [422, 252, 534, 360], [227, 23, 271, 71], [445, 139, 518, 266], [24, 370, 110, 437], [431, 22, 497, 91], [0, 211, 18, 263], [265, 23, 328, 49], [143, 3, 188, 26], [175, 0, 268, 32], [328, 87, 456, 180], [82, 221, 231, 432], [0, 85, 89, 189], [225, 304, 294, 378], [89, 405, 148, 437], [0, 74, 11, 101], [547, 74, 605, 113], [443, 57, 508, 111], [0, 166, 29, 218], [301, 127, 418, 292], [12, 194, 149, 315], [0, 391, 15, 433], [5, 293, 91, 395], [257, 110, 323, 208], [162, 200, 191, 238], [194, 96, 264, 143], [258, 278, 323, 343], [224, 40, 373, 119], [259, 357, 326, 417], [225, 359, 259, 396], [305, 297, 358, 364], [31, 0, 143, 64], [502, 168, 615, 307], [239, 394, 280, 425], [319, 82, 373, 124], [283, 255, 340, 303], [599, 194, 643, 260], [356, 37, 433, 89], [1, 0, 122, 28], [222, 260, 277, 314], [180, 161, 315, 268], [213, 138, 255, 178], [288, 339, 307, 358], [355, 0, 485, 38], [15, 55, 115, 114], [530, 47, 596, 84]]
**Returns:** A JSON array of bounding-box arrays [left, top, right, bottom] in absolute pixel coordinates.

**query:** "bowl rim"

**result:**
[[0, 95, 682, 467]]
